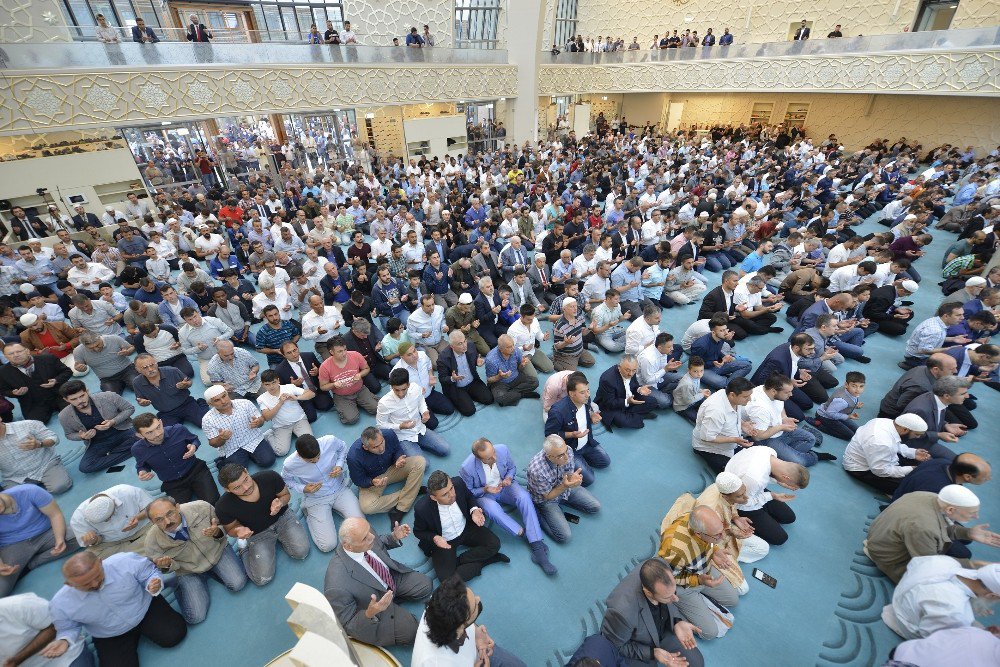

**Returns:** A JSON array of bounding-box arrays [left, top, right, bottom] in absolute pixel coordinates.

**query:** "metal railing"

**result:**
[[0, 40, 508, 70], [544, 26, 1000, 63]]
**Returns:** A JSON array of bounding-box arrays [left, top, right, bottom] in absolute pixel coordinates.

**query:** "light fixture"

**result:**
[[175, 128, 190, 136], [499, 97, 506, 101], [602, 96, 608, 100], [160, 121, 172, 126], [333, 108, 341, 112], [365, 112, 375, 119]]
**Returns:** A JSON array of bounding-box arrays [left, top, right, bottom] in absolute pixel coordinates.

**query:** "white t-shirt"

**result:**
[[411, 614, 477, 667], [725, 446, 778, 512], [256, 384, 306, 428], [0, 593, 83, 667]]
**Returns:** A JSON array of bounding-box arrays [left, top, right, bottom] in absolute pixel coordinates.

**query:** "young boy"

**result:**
[[256, 369, 315, 456], [814, 371, 865, 440], [144, 246, 173, 284], [672, 356, 712, 424]]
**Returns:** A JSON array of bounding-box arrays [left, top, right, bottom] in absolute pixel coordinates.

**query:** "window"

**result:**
[[914, 0, 958, 31], [553, 0, 577, 48], [454, 0, 501, 49], [61, 0, 164, 37]]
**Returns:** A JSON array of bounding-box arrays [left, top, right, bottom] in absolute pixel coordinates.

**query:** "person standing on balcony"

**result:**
[[306, 24, 322, 44], [405, 27, 424, 48], [94, 14, 120, 44], [719, 28, 734, 45], [793, 20, 811, 40], [827, 24, 844, 38], [341, 21, 357, 44], [186, 14, 212, 43], [324, 20, 341, 44], [132, 18, 160, 44], [702, 29, 716, 46], [422, 24, 435, 46]]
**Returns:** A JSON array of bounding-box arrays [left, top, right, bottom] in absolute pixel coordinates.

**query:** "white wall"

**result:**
[[0, 0, 72, 42], [342, 0, 455, 47]]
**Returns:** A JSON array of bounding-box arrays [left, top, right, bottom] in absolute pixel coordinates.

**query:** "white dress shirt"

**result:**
[[437, 501, 467, 542], [376, 383, 428, 442], [636, 345, 670, 386], [725, 446, 779, 512], [842, 417, 919, 477], [70, 485, 155, 546], [301, 307, 344, 343], [744, 386, 784, 440], [624, 317, 658, 355], [890, 555, 976, 639], [692, 389, 742, 457], [507, 318, 544, 354], [0, 593, 83, 667], [575, 402, 589, 449]]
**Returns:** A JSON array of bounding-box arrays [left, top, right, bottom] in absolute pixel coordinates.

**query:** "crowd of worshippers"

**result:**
[[0, 121, 999, 666]]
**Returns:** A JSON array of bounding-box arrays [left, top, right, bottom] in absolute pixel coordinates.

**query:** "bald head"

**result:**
[[688, 505, 723, 541], [63, 551, 100, 577], [953, 452, 992, 485]]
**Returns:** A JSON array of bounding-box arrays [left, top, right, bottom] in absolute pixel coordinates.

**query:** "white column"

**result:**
[[503, 0, 545, 145]]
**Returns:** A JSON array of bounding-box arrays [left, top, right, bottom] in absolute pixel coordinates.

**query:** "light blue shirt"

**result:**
[[15, 257, 57, 286], [50, 552, 159, 642], [611, 264, 642, 302], [952, 183, 978, 207], [484, 346, 523, 384], [281, 435, 350, 507], [905, 316, 948, 359], [453, 351, 473, 388]]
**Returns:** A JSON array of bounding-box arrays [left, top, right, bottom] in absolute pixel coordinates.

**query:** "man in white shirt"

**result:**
[[744, 375, 833, 467], [70, 484, 156, 559], [504, 304, 552, 374], [724, 445, 809, 545], [256, 369, 315, 456], [0, 592, 87, 667], [842, 413, 931, 494], [692, 378, 754, 473], [300, 294, 343, 359], [636, 332, 683, 409], [66, 255, 115, 291], [828, 260, 878, 294], [624, 303, 661, 355], [193, 227, 226, 262], [581, 261, 613, 307], [405, 295, 449, 364], [376, 368, 450, 457]]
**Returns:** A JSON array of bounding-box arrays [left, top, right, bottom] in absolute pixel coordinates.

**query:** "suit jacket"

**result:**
[[750, 343, 797, 386], [275, 352, 326, 393], [674, 240, 699, 265], [345, 330, 388, 369], [527, 264, 553, 295], [186, 22, 212, 42], [71, 212, 101, 231], [601, 563, 686, 663], [459, 443, 517, 497], [20, 321, 83, 354], [698, 285, 735, 321], [879, 366, 935, 418], [507, 278, 541, 309], [544, 395, 600, 450], [437, 346, 483, 391], [9, 216, 47, 241], [474, 292, 500, 329], [471, 252, 503, 284], [902, 391, 948, 447], [794, 27, 811, 40], [0, 354, 71, 405], [58, 391, 136, 445], [595, 365, 642, 417], [424, 240, 449, 265], [323, 533, 419, 646], [864, 285, 899, 323], [413, 476, 479, 554], [132, 26, 159, 42]]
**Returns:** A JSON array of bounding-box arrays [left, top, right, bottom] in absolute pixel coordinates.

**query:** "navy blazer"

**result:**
[[750, 343, 797, 386], [436, 346, 482, 390], [594, 365, 642, 416], [413, 476, 479, 554], [275, 352, 326, 392], [901, 391, 947, 446], [132, 25, 159, 42], [544, 395, 600, 450], [459, 443, 517, 497], [474, 292, 499, 329]]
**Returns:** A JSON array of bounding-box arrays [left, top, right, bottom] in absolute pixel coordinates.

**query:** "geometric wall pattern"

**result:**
[[0, 65, 519, 135], [538, 50, 1000, 96], [342, 0, 454, 47]]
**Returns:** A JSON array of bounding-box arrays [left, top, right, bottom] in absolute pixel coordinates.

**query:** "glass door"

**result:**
[[914, 0, 958, 31]]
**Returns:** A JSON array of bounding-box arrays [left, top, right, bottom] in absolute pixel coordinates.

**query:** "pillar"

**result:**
[[504, 0, 546, 145]]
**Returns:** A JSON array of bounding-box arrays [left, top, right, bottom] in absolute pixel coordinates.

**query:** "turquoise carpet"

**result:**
[[10, 213, 998, 667]]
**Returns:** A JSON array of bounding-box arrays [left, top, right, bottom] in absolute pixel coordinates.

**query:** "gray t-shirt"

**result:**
[[74, 335, 132, 378], [69, 300, 121, 336]]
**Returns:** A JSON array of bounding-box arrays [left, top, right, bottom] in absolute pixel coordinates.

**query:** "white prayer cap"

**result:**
[[84, 495, 116, 523], [19, 284, 35, 295], [562, 297, 576, 309], [698, 211, 709, 218], [904, 214, 917, 221], [19, 313, 37, 327], [715, 472, 742, 494], [975, 564, 1000, 594], [204, 385, 228, 401], [966, 276, 987, 287], [900, 280, 919, 294], [894, 413, 927, 433], [105, 205, 115, 212], [458, 292, 473, 304], [938, 484, 980, 508]]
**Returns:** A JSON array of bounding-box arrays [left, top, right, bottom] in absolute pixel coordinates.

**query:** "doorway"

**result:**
[[170, 4, 254, 42], [913, 0, 958, 32], [665, 102, 684, 133]]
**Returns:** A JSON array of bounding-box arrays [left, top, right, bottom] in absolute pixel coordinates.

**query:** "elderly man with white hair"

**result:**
[[865, 484, 1000, 583], [842, 413, 934, 495], [69, 484, 155, 559], [883, 556, 1000, 640]]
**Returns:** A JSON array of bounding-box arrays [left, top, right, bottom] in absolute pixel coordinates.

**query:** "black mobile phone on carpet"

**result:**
[[752, 568, 777, 588], [564, 512, 580, 524], [105, 465, 126, 473]]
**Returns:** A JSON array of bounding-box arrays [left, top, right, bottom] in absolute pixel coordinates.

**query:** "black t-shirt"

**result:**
[[215, 470, 287, 533]]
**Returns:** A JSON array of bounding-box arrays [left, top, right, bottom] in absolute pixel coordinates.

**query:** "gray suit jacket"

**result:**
[[879, 366, 934, 418], [601, 564, 684, 664], [58, 391, 136, 444], [323, 533, 431, 646], [507, 278, 541, 309]]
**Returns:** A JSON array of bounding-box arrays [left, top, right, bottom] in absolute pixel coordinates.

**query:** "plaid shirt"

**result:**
[[201, 399, 271, 458], [91, 247, 123, 273], [526, 448, 575, 504], [0, 420, 60, 485], [206, 347, 262, 395]]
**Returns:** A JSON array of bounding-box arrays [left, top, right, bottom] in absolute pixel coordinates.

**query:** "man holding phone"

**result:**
[[526, 435, 601, 544]]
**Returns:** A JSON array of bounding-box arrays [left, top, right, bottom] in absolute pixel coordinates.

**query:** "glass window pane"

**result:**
[[280, 7, 298, 39]]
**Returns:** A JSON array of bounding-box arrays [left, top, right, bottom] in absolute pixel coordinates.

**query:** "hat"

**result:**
[[204, 385, 228, 401], [19, 313, 37, 327], [900, 280, 919, 294], [966, 276, 987, 287], [105, 205, 115, 212], [699, 211, 709, 218], [83, 495, 116, 523], [975, 564, 1000, 594], [458, 293, 473, 304], [904, 214, 917, 221], [715, 472, 742, 494], [894, 413, 927, 433], [938, 484, 979, 508], [19, 284, 35, 295]]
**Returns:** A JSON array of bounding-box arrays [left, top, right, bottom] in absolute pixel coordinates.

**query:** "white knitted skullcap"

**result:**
[[894, 413, 927, 433], [204, 385, 228, 401], [83, 495, 116, 523], [938, 484, 979, 508], [715, 472, 742, 494]]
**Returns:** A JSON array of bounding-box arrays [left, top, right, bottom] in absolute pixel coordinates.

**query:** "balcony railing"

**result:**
[[543, 26, 1000, 63], [0, 40, 508, 70]]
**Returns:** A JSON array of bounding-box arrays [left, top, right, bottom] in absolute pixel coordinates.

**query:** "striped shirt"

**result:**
[[255, 320, 300, 365], [205, 347, 262, 395], [554, 316, 585, 357], [0, 420, 60, 485], [658, 513, 715, 587], [526, 449, 575, 504]]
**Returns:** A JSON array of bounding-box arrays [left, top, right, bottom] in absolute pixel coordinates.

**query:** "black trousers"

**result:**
[[92, 595, 187, 667], [100, 366, 140, 395], [871, 316, 911, 337], [738, 499, 796, 546], [947, 403, 977, 430], [846, 469, 902, 496], [161, 458, 220, 504], [22, 396, 63, 424], [300, 391, 333, 423], [443, 379, 493, 417], [695, 449, 731, 475], [430, 521, 500, 582], [735, 312, 776, 336]]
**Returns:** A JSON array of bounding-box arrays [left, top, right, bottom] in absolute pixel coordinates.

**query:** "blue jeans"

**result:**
[[174, 544, 248, 623], [378, 310, 408, 330], [216, 439, 276, 471], [397, 430, 450, 457], [764, 428, 818, 467], [478, 482, 543, 543], [646, 387, 673, 409], [69, 649, 96, 667], [830, 328, 866, 359], [240, 510, 310, 586], [701, 359, 753, 390], [535, 486, 601, 543], [575, 443, 611, 487]]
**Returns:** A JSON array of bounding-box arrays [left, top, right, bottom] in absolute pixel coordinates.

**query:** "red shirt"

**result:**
[[35, 329, 68, 358], [318, 351, 367, 396]]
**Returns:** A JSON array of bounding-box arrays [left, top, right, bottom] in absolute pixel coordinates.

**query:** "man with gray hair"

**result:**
[[526, 435, 601, 543], [205, 340, 261, 400], [595, 354, 657, 429], [900, 375, 972, 455]]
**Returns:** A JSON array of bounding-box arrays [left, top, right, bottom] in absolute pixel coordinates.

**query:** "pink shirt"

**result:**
[[542, 370, 573, 413], [318, 351, 367, 395]]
